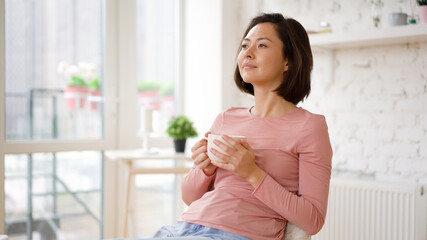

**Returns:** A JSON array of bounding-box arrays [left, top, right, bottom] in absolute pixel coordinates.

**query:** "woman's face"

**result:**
[[237, 23, 288, 89]]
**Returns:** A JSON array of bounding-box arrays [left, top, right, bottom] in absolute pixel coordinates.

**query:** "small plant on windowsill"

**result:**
[[137, 80, 162, 93], [159, 82, 175, 115], [63, 75, 89, 110], [58, 61, 99, 110], [159, 82, 174, 97], [88, 77, 100, 90], [88, 78, 101, 110], [166, 115, 198, 153], [138, 80, 161, 110]]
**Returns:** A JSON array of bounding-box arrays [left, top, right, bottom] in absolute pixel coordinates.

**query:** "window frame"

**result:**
[[0, 0, 5, 234], [0, 0, 122, 232], [1, 0, 119, 152], [0, 0, 185, 236]]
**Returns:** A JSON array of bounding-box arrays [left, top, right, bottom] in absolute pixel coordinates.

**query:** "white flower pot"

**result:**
[[420, 5, 427, 24]]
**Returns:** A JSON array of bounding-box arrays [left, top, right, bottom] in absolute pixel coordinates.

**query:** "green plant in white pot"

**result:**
[[166, 115, 198, 153]]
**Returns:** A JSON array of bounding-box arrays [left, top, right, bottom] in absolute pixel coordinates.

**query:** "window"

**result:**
[[5, 0, 104, 141], [5, 152, 103, 240], [2, 1, 107, 239], [1, 0, 185, 238], [131, 0, 184, 237], [136, 0, 178, 137]]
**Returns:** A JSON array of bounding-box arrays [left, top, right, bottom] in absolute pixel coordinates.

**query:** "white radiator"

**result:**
[[312, 177, 427, 240]]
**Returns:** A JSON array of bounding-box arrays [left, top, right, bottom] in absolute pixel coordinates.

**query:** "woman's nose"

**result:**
[[244, 48, 254, 59]]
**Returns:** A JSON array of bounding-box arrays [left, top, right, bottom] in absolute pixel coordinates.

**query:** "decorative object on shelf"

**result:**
[[409, 0, 417, 23], [138, 80, 161, 110], [317, 21, 332, 33], [88, 77, 101, 110], [389, 12, 408, 26], [166, 115, 198, 153], [306, 21, 332, 35], [371, 0, 384, 28], [418, 0, 427, 24]]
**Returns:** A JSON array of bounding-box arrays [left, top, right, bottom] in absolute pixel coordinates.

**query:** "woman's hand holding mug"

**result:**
[[191, 131, 217, 176], [208, 134, 266, 188]]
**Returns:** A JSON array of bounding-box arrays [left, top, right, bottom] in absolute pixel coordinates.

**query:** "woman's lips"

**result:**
[[242, 63, 256, 69]]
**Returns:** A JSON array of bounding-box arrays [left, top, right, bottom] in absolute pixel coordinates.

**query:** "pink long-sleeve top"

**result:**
[[180, 107, 332, 240]]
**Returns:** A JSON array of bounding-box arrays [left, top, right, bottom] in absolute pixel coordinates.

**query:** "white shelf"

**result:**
[[309, 24, 427, 50]]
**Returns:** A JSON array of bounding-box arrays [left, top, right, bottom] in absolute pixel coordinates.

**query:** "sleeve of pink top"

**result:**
[[181, 166, 217, 205], [181, 112, 224, 206], [253, 114, 333, 235]]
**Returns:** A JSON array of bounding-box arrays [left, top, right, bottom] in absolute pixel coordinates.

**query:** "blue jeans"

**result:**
[[108, 222, 251, 240], [152, 222, 251, 239]]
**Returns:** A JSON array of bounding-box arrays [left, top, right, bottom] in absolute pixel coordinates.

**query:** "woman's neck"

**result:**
[[251, 88, 296, 118]]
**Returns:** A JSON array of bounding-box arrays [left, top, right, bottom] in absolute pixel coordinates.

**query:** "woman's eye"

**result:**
[[259, 44, 267, 48], [241, 44, 248, 49]]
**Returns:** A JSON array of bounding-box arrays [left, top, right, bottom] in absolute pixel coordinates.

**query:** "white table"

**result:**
[[104, 149, 192, 238]]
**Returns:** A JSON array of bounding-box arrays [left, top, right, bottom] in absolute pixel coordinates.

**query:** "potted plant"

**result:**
[[88, 77, 101, 110], [64, 75, 88, 110], [138, 80, 161, 110], [159, 82, 175, 116], [166, 115, 198, 153], [418, 0, 427, 24], [58, 61, 99, 110]]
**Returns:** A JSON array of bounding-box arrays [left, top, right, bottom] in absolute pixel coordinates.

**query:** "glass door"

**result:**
[[1, 0, 184, 238], [5, 0, 104, 141], [1, 0, 118, 239], [132, 0, 183, 237]]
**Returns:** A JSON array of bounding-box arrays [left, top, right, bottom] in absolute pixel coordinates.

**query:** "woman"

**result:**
[[154, 13, 332, 240]]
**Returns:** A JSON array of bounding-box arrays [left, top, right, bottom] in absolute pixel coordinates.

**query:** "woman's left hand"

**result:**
[[210, 135, 266, 188]]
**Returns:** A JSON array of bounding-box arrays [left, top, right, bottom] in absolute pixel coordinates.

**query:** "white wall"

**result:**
[[256, 0, 427, 183], [183, 0, 254, 142], [183, 0, 223, 141], [183, 0, 427, 183]]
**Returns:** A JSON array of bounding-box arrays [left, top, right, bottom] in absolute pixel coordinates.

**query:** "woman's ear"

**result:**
[[283, 61, 289, 72]]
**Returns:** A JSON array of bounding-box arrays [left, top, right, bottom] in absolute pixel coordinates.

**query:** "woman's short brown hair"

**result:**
[[234, 13, 313, 105]]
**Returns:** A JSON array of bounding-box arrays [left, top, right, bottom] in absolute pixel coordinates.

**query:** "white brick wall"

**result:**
[[258, 0, 427, 182]]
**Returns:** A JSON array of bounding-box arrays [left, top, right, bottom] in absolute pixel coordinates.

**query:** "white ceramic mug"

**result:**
[[207, 134, 246, 162]]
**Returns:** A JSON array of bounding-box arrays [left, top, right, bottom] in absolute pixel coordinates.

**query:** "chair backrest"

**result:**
[[284, 222, 311, 240]]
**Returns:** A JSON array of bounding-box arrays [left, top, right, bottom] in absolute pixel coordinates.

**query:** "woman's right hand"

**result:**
[[191, 131, 217, 176]]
